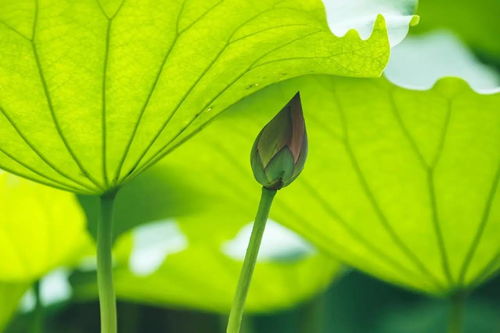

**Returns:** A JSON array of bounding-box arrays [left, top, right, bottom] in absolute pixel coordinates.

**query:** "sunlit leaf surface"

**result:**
[[0, 0, 392, 194], [0, 172, 90, 281], [159, 75, 500, 295]]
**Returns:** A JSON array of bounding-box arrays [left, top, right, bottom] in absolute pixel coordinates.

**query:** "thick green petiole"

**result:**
[[448, 292, 466, 333], [226, 187, 277, 333], [97, 189, 119, 333]]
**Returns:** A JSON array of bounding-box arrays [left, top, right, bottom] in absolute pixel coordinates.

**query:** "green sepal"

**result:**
[[263, 147, 295, 189], [250, 139, 270, 188]]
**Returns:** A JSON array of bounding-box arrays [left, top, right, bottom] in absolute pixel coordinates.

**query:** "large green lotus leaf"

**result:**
[[0, 171, 90, 281], [0, 0, 393, 195], [0, 282, 29, 332], [415, 0, 500, 60], [73, 182, 340, 312], [159, 75, 500, 295]]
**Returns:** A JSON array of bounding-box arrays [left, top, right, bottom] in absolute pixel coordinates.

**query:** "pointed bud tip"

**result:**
[[290, 91, 301, 106], [250, 91, 308, 190]]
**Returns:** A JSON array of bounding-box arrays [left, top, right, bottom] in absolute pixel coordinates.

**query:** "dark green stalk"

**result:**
[[448, 293, 466, 333], [31, 280, 43, 333], [226, 187, 277, 333], [97, 189, 119, 333], [299, 292, 327, 333]]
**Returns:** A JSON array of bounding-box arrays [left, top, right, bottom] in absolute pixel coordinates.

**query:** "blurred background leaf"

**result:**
[[0, 172, 90, 281], [415, 0, 500, 64], [0, 172, 90, 331], [0, 167, 340, 329], [0, 282, 29, 332], [385, 31, 500, 92], [73, 169, 341, 313], [155, 74, 499, 295]]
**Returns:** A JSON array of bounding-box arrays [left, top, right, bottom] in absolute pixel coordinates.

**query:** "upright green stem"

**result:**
[[97, 189, 119, 333], [448, 293, 466, 333], [31, 280, 43, 333], [227, 187, 277, 333]]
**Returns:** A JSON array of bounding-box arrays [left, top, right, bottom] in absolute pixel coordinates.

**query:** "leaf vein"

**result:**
[[31, 0, 104, 191], [332, 86, 445, 291], [0, 106, 96, 192], [0, 147, 87, 193], [300, 180, 434, 287], [121, 9, 319, 181], [458, 164, 500, 286], [426, 100, 454, 285], [112, 1, 186, 183], [127, 29, 323, 180]]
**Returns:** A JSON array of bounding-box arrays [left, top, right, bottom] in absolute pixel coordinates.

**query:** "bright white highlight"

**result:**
[[385, 31, 500, 93], [129, 219, 188, 276], [223, 219, 315, 262], [322, 0, 417, 46], [20, 269, 72, 312]]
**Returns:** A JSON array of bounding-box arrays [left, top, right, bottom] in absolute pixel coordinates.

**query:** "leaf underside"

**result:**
[[0, 0, 390, 194], [163, 75, 500, 295]]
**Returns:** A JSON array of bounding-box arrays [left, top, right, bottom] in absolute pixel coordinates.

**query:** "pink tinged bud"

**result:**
[[250, 93, 308, 190]]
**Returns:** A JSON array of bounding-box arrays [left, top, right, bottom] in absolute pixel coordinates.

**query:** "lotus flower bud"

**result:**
[[250, 92, 308, 190]]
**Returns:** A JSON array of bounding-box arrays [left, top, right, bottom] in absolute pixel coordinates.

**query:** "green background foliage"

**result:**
[[0, 173, 90, 331], [5, 272, 500, 332], [160, 75, 500, 295], [0, 283, 28, 331], [415, 0, 500, 62], [0, 173, 90, 281], [75, 170, 340, 313]]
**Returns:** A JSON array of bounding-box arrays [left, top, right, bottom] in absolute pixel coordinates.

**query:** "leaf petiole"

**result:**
[[448, 292, 466, 333], [97, 189, 119, 333]]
